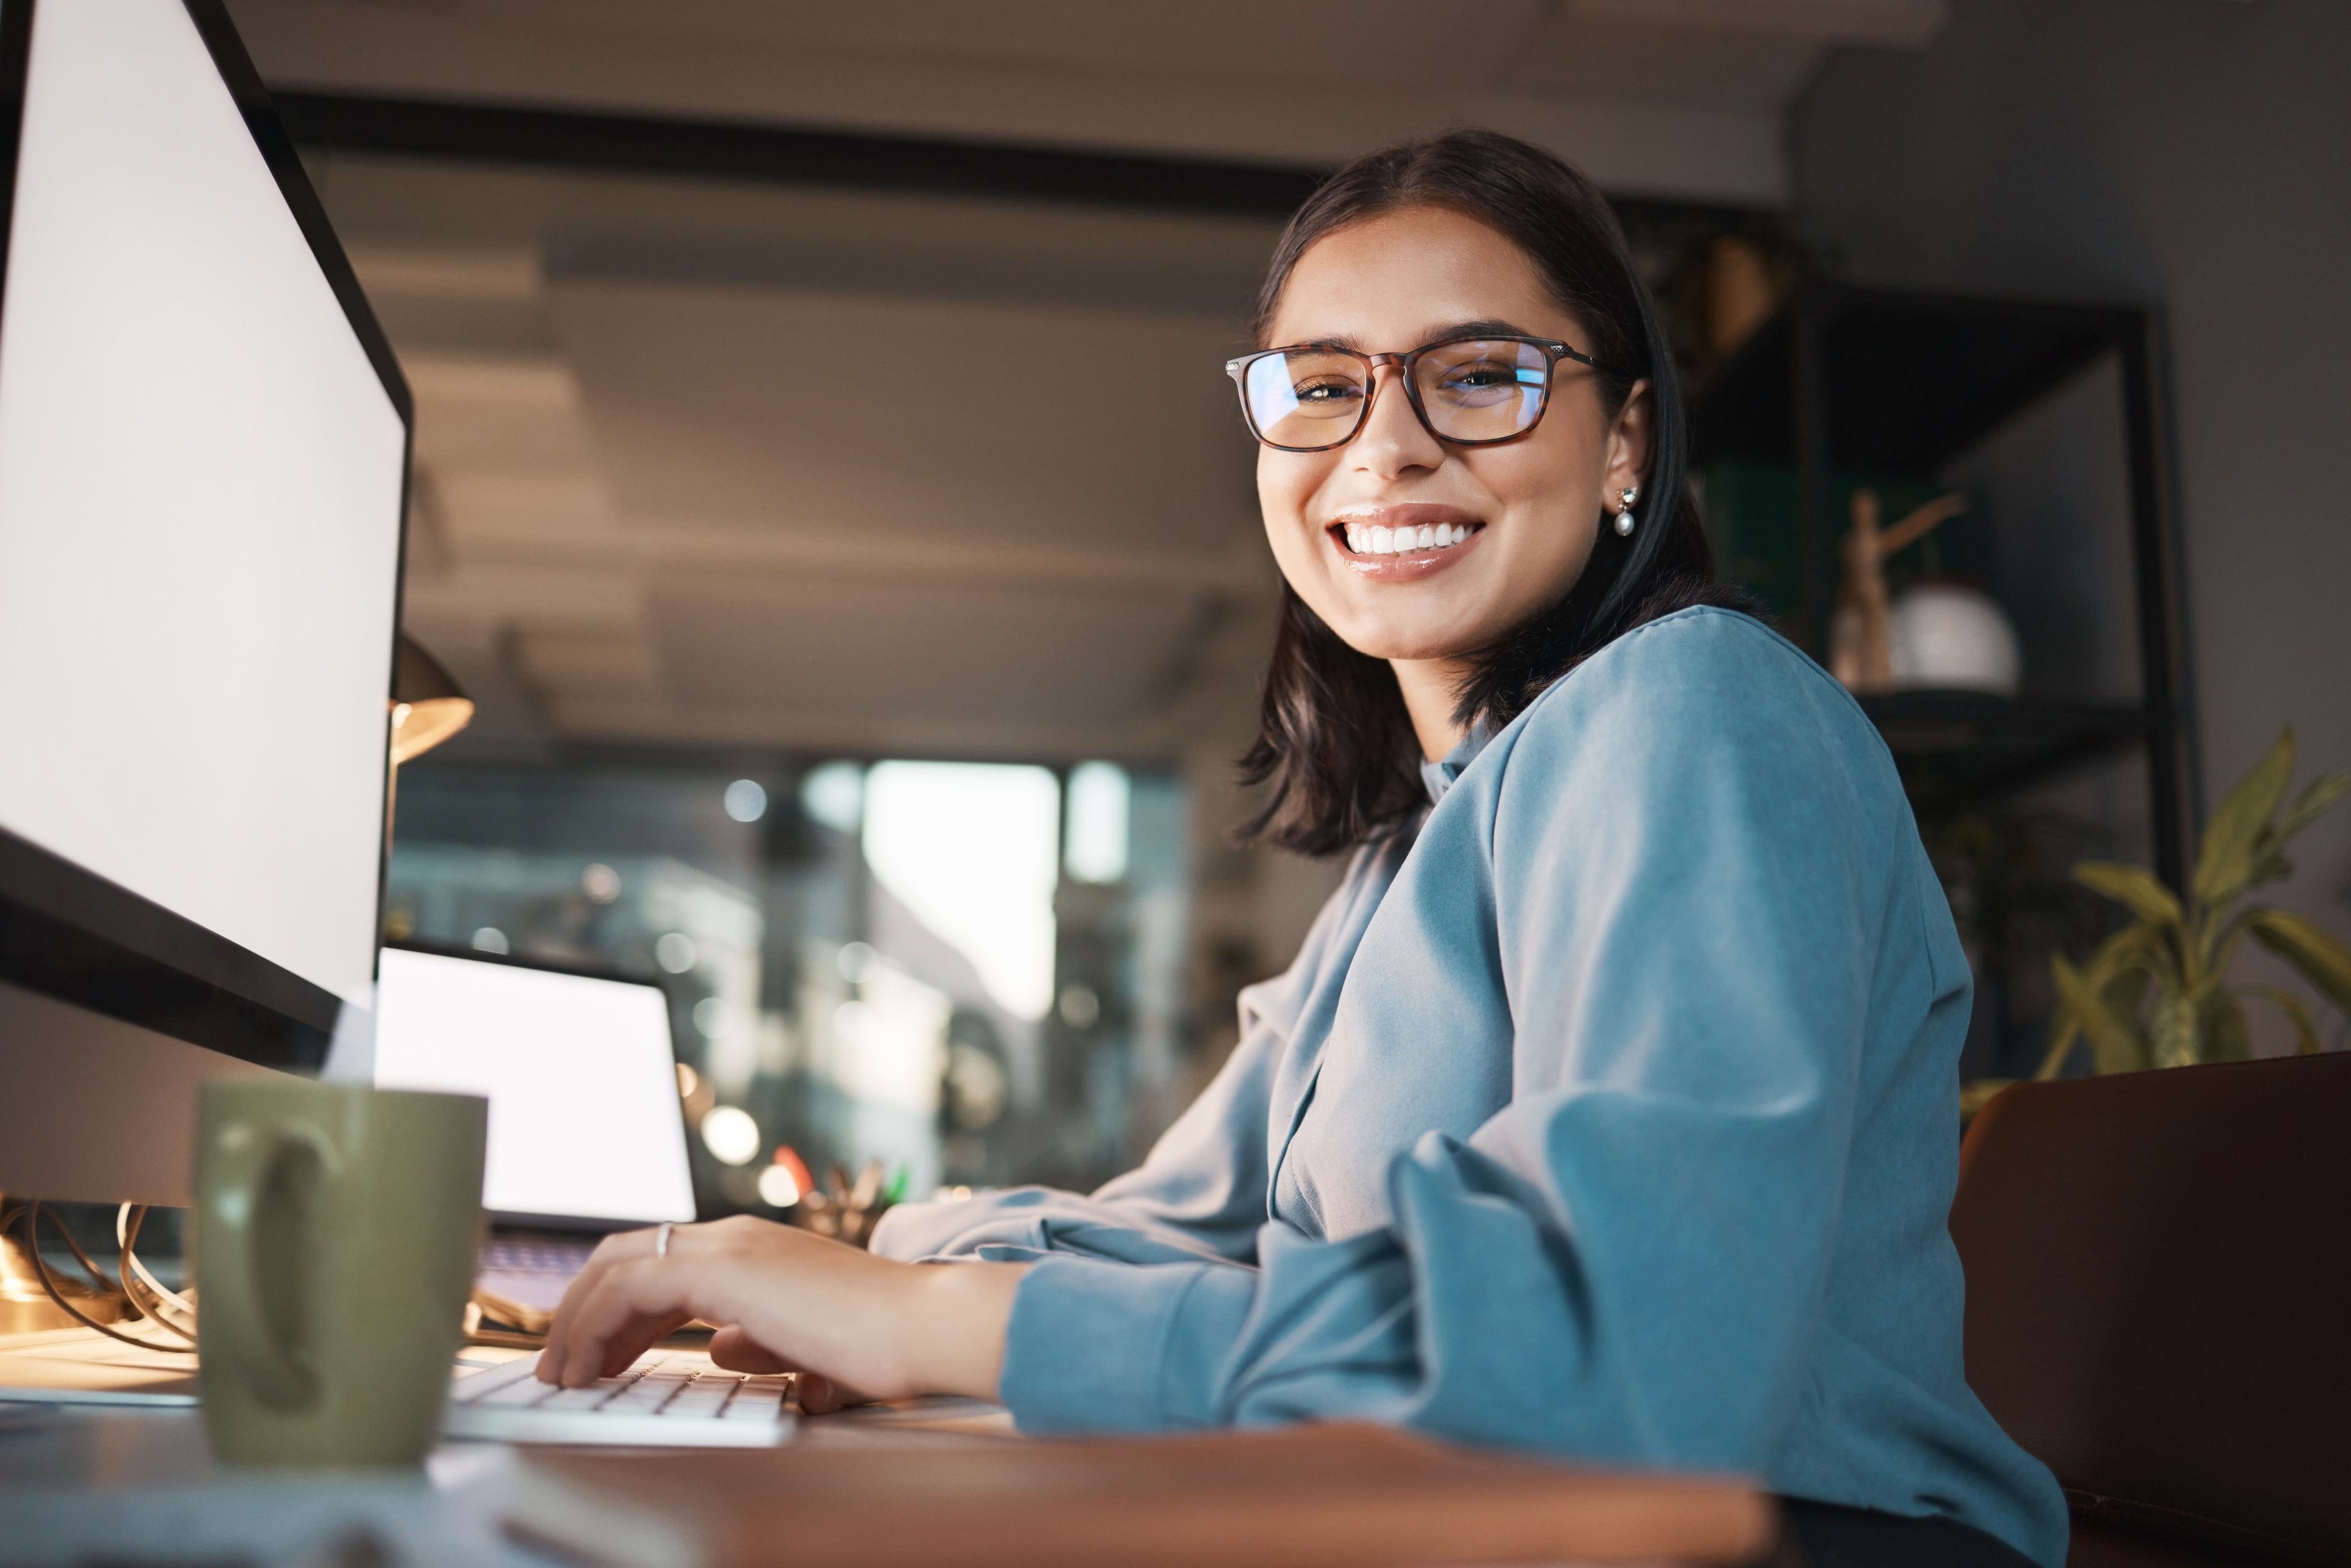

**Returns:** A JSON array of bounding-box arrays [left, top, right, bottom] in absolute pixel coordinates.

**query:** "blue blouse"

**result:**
[[871, 606, 2068, 1566]]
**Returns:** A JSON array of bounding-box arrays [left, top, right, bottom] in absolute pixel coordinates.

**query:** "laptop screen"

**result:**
[[372, 946, 697, 1227]]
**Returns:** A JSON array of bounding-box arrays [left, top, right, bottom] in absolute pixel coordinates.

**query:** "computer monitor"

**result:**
[[0, 0, 410, 1207], [370, 947, 697, 1231]]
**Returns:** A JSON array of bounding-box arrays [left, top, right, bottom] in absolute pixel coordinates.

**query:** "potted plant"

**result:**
[[2040, 727, 2351, 1075]]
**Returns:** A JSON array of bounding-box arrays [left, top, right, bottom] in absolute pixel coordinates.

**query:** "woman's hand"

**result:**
[[533, 1215, 1027, 1409]]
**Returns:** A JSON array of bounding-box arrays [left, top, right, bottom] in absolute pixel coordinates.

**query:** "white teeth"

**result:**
[[1341, 520, 1477, 555]]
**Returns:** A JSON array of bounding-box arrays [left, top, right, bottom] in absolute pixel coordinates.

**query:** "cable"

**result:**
[[13, 1202, 197, 1354], [27, 1198, 122, 1306], [118, 1204, 197, 1320], [114, 1205, 197, 1347]]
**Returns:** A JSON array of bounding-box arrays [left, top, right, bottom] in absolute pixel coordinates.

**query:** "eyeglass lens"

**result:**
[[1241, 339, 1552, 449]]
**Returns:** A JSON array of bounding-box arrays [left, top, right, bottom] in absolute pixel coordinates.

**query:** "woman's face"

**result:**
[[1256, 206, 1650, 667]]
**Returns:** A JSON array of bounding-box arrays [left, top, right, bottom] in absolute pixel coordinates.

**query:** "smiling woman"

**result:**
[[1229, 141, 1749, 852], [536, 130, 2068, 1568]]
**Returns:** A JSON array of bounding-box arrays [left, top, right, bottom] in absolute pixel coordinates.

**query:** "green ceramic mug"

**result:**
[[195, 1078, 486, 1467]]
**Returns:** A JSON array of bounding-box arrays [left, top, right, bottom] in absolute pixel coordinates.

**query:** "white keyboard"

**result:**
[[446, 1351, 796, 1447]]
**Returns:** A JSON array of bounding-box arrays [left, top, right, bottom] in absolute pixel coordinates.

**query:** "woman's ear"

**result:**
[[1600, 379, 1654, 505]]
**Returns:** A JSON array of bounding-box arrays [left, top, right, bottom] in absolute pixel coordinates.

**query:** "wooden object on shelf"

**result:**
[[1828, 488, 1968, 694], [506, 1421, 1777, 1568], [1690, 283, 2192, 890]]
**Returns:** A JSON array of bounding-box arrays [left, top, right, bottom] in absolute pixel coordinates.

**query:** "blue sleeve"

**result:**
[[999, 618, 1898, 1472]]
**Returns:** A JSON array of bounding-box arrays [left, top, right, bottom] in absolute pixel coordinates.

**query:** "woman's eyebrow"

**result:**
[[1284, 319, 1539, 352]]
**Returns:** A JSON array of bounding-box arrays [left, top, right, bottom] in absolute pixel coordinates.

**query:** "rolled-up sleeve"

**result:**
[[1000, 615, 1898, 1474]]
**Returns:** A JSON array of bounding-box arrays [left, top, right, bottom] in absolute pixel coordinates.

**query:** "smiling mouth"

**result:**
[[1336, 520, 1482, 557]]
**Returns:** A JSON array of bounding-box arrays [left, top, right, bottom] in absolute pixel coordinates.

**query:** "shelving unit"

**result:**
[[1689, 282, 2194, 889]]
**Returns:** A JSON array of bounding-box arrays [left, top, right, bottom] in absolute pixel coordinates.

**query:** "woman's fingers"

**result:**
[[538, 1225, 670, 1383], [553, 1255, 705, 1386], [795, 1371, 876, 1414], [707, 1324, 794, 1375]]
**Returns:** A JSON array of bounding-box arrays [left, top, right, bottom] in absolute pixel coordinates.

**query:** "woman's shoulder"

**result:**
[[1485, 606, 1901, 823]]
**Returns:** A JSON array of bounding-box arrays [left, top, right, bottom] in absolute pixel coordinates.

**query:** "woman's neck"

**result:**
[[1391, 657, 1473, 763]]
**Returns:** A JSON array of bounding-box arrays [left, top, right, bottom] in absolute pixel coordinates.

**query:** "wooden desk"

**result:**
[[0, 1367, 1776, 1568], [509, 1417, 1778, 1568]]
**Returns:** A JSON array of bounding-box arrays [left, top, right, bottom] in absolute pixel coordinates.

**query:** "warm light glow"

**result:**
[[674, 1062, 699, 1099], [756, 1163, 801, 1208], [388, 694, 474, 766], [699, 1105, 760, 1166]]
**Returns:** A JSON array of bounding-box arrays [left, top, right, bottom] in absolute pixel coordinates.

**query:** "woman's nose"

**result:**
[[1352, 364, 1444, 476]]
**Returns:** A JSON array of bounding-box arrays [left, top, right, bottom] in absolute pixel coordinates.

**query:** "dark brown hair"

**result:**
[[1237, 128, 1750, 857]]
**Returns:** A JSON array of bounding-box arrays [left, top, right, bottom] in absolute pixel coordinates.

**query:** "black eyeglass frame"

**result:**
[[1223, 333, 1620, 453]]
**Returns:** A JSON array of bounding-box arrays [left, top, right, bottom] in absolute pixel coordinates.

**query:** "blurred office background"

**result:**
[[215, 0, 2348, 1212]]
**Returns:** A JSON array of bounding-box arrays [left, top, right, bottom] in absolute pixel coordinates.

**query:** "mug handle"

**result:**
[[200, 1119, 330, 1410]]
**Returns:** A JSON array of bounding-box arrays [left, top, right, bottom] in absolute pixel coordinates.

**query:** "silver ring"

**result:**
[[654, 1221, 673, 1259]]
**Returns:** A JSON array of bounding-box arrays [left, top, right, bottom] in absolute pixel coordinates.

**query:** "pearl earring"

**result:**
[[1614, 485, 1639, 537]]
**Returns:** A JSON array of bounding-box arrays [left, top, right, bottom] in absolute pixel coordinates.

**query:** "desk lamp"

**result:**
[[0, 635, 473, 1336], [391, 632, 474, 766]]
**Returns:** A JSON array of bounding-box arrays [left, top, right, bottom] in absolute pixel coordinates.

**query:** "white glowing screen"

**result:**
[[0, 0, 407, 1003], [372, 948, 697, 1225]]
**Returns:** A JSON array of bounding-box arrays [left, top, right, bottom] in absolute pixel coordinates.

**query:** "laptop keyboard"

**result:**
[[479, 1238, 598, 1277], [446, 1351, 795, 1446]]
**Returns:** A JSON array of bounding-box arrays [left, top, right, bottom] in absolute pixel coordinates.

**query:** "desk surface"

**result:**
[[2, 1334, 1772, 1568]]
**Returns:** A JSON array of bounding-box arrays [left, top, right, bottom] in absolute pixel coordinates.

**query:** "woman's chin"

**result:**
[[1322, 616, 1491, 667]]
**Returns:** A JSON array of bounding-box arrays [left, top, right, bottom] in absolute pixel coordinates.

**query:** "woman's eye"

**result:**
[[1439, 363, 1516, 391], [1292, 378, 1363, 405]]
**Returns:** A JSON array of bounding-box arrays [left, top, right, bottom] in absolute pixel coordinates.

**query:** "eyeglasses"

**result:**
[[1224, 334, 1613, 452]]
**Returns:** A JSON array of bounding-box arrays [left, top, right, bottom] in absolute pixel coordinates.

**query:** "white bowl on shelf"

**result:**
[[1888, 583, 2022, 696]]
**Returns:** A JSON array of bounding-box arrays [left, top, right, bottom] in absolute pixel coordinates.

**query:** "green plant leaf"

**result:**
[[2246, 985, 2320, 1054], [2033, 1018, 2080, 1081], [2246, 909, 2351, 1013], [2195, 729, 2296, 907], [1960, 1078, 2017, 1122], [2052, 953, 2149, 1075], [2200, 991, 2250, 1063], [2241, 843, 2295, 893], [2072, 861, 2183, 931], [2274, 768, 2351, 846]]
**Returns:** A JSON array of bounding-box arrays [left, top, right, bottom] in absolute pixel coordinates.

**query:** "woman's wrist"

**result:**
[[904, 1259, 1030, 1401]]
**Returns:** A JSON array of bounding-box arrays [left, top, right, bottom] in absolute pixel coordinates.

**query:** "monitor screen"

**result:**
[[371, 947, 698, 1226], [0, 0, 407, 1008]]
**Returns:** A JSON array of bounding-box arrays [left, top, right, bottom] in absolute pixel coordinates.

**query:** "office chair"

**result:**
[[1951, 1054, 2351, 1567]]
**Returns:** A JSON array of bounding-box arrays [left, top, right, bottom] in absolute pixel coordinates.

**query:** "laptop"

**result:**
[[374, 944, 794, 1445], [372, 943, 698, 1327]]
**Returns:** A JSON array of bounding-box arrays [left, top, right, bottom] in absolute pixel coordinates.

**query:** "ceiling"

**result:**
[[260, 1, 1950, 767], [233, 0, 1947, 203], [331, 161, 1283, 763]]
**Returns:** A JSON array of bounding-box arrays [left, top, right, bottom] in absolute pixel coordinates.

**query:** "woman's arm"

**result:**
[[536, 1215, 1029, 1406], [542, 837, 1385, 1398], [989, 615, 1921, 1461]]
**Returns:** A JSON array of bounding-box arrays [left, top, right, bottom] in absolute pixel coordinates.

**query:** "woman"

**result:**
[[538, 130, 2067, 1567]]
